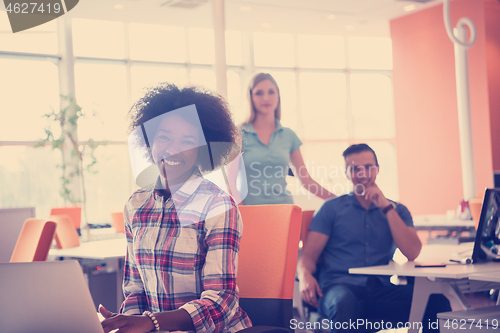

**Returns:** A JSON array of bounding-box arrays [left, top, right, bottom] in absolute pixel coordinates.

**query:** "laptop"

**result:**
[[0, 261, 105, 333], [472, 188, 500, 263]]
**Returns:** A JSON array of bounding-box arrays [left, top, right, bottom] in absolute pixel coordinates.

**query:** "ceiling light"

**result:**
[[239, 6, 252, 12], [327, 14, 336, 20], [403, 4, 417, 12], [261, 23, 271, 28], [114, 4, 125, 10]]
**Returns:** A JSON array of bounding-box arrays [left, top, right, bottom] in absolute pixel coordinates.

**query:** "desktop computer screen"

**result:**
[[472, 188, 500, 263], [0, 207, 36, 263]]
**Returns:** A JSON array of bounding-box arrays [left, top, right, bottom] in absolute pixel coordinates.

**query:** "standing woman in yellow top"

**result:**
[[239, 73, 337, 205]]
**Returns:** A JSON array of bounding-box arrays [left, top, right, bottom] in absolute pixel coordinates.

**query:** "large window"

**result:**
[[299, 72, 348, 140], [0, 14, 397, 221], [0, 146, 62, 213], [253, 32, 295, 68], [297, 34, 345, 69], [72, 19, 126, 59], [0, 58, 60, 141], [350, 73, 395, 139], [0, 56, 62, 217], [129, 24, 186, 63], [252, 33, 397, 205], [0, 14, 58, 54], [74, 62, 129, 141]]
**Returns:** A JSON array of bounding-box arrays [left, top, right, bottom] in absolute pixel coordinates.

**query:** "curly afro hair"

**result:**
[[128, 83, 241, 171]]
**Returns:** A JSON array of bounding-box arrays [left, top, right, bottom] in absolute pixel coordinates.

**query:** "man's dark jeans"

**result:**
[[318, 277, 451, 332]]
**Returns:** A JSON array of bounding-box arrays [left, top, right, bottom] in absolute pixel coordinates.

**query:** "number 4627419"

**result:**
[[6, 2, 62, 14]]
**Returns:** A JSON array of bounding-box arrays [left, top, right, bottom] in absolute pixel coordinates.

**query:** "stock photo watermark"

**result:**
[[247, 161, 379, 198], [290, 318, 442, 331], [3, 0, 79, 33]]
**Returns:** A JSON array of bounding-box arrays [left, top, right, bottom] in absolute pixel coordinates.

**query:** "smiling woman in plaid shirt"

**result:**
[[99, 84, 252, 333]]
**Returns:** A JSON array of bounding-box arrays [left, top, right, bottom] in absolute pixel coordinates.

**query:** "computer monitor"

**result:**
[[0, 207, 36, 263], [472, 188, 500, 263]]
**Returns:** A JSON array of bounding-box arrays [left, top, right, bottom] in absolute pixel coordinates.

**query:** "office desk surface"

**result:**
[[350, 243, 500, 279], [349, 260, 500, 279], [392, 243, 473, 264], [469, 271, 500, 283], [49, 237, 127, 260], [349, 244, 500, 333]]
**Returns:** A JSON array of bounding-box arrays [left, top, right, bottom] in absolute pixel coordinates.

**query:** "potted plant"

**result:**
[[35, 94, 104, 240]]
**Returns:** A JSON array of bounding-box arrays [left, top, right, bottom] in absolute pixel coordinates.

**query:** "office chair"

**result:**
[[237, 204, 302, 332], [297, 210, 323, 323], [10, 218, 57, 262], [300, 210, 315, 249], [50, 214, 80, 249], [110, 212, 125, 233], [50, 207, 81, 230]]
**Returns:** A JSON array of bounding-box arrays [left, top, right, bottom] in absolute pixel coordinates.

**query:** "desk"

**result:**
[[349, 244, 500, 333], [469, 272, 500, 306], [49, 237, 127, 260], [469, 271, 500, 283], [437, 306, 500, 332], [49, 238, 127, 312]]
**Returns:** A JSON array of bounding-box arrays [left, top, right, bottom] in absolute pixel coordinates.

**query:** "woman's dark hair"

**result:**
[[128, 83, 240, 170]]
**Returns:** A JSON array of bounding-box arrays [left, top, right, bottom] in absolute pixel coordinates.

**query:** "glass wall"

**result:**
[[253, 33, 397, 202], [0, 12, 397, 221]]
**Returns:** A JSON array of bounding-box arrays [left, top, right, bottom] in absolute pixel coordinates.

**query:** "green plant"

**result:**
[[35, 94, 104, 228]]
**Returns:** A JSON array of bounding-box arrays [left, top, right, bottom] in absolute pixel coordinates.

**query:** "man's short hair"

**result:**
[[342, 143, 379, 166]]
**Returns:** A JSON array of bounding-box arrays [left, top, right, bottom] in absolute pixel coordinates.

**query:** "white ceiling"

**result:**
[[61, 0, 443, 37]]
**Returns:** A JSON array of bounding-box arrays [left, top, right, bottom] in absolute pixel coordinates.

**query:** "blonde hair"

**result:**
[[245, 72, 281, 124]]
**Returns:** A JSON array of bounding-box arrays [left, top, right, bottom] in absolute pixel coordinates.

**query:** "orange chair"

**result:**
[[10, 218, 57, 262], [237, 204, 302, 329], [50, 214, 80, 249], [111, 212, 125, 233], [50, 206, 81, 230], [300, 210, 315, 248], [297, 210, 320, 321], [468, 197, 484, 230]]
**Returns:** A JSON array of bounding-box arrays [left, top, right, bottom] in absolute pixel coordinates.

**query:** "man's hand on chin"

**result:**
[[363, 184, 390, 208]]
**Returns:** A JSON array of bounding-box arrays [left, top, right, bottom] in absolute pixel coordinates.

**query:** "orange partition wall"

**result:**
[[485, 0, 500, 173], [390, 0, 498, 215]]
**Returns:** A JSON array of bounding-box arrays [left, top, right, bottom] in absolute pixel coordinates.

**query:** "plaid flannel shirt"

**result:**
[[120, 174, 251, 333]]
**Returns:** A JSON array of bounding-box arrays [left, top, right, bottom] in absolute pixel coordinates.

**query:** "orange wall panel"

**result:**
[[390, 0, 494, 215], [485, 0, 500, 172]]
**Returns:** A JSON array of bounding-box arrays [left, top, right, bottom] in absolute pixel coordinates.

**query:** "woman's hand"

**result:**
[[100, 305, 154, 333]]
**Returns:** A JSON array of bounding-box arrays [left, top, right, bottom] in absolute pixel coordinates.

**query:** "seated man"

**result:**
[[297, 143, 450, 332]]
